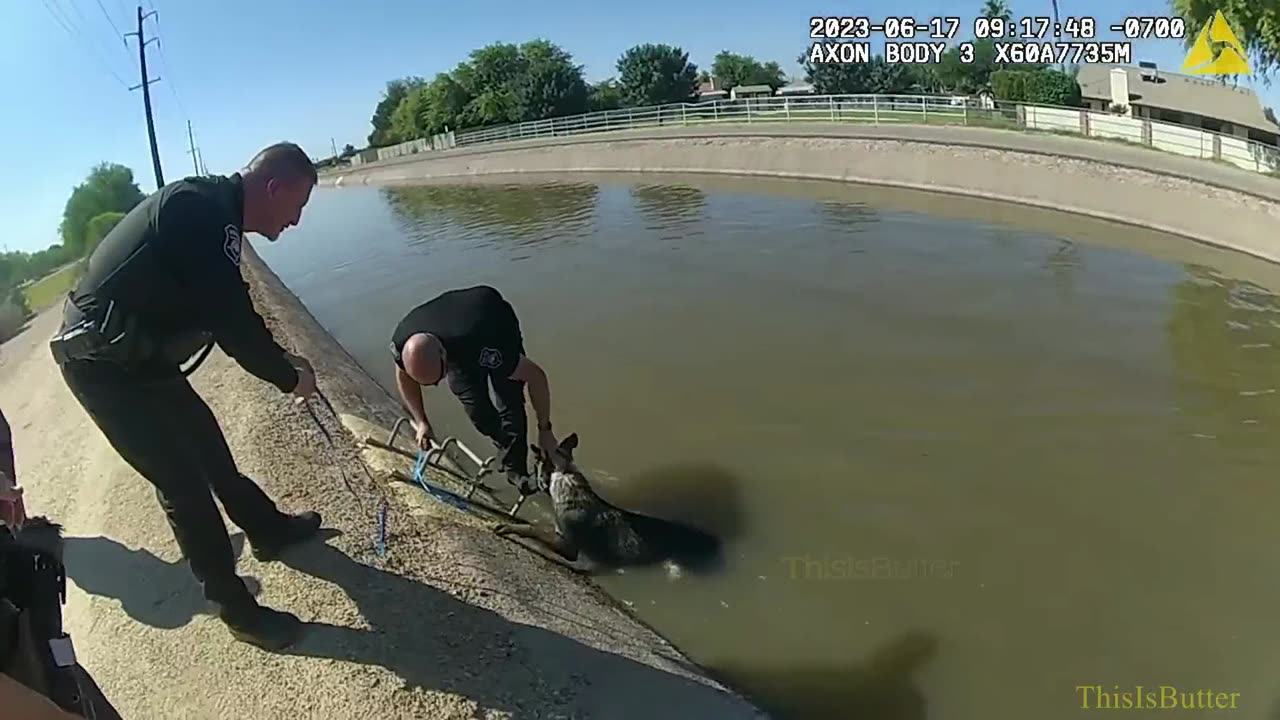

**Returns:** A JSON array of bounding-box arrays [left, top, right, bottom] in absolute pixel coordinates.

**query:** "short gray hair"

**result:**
[[246, 142, 317, 185]]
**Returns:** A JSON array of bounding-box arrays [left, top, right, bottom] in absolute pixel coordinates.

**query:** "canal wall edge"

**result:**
[[237, 241, 769, 717], [324, 126, 1280, 266]]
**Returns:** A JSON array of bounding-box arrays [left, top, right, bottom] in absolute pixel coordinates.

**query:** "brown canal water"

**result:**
[[255, 173, 1280, 719]]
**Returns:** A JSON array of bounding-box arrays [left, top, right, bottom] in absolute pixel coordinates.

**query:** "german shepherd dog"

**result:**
[[493, 433, 723, 575]]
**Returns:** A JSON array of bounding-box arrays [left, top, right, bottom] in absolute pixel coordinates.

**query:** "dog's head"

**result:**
[[531, 432, 580, 492], [6, 515, 65, 565]]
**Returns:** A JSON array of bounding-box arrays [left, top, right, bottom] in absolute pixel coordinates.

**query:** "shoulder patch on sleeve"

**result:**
[[223, 224, 243, 266], [477, 347, 503, 370]]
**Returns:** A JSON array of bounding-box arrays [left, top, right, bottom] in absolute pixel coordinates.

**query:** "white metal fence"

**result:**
[[355, 93, 1280, 177]]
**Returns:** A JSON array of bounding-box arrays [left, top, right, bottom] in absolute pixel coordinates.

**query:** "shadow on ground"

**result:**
[[0, 319, 32, 346], [63, 533, 261, 629], [277, 530, 754, 718], [66, 528, 756, 718]]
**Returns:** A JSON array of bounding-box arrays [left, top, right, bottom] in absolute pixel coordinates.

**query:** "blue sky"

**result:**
[[1, 0, 1272, 253]]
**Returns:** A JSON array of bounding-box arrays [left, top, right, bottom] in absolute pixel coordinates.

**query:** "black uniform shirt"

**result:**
[[66, 174, 298, 392], [390, 285, 523, 379]]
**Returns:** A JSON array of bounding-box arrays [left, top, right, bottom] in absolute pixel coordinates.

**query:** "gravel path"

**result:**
[[0, 250, 765, 719]]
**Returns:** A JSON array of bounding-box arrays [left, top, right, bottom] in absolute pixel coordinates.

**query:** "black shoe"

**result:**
[[250, 511, 322, 562], [221, 604, 302, 651]]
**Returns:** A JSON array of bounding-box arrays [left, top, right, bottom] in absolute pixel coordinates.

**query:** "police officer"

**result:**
[[51, 142, 323, 651], [390, 285, 558, 492]]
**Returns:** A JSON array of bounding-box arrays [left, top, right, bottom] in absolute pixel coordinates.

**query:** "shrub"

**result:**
[[991, 68, 1082, 107], [0, 301, 28, 343]]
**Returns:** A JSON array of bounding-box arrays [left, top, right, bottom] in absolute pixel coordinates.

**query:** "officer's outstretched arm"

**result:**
[[157, 191, 299, 393], [509, 356, 552, 431]]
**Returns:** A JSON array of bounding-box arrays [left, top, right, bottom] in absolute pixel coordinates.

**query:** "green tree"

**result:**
[[457, 42, 528, 126], [800, 53, 917, 94], [58, 163, 144, 256], [389, 85, 430, 142], [1171, 0, 1280, 81], [448, 40, 588, 127], [616, 43, 700, 107], [84, 211, 126, 255], [6, 287, 31, 322], [341, 143, 356, 157], [981, 0, 1013, 23], [517, 39, 589, 121], [1025, 68, 1082, 105], [991, 68, 1082, 105], [23, 245, 70, 282], [710, 51, 787, 90], [588, 79, 624, 111], [420, 73, 472, 134], [368, 77, 425, 147]]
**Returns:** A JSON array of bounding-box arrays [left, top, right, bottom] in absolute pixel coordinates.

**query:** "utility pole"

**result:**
[[331, 137, 339, 159], [125, 6, 163, 189], [186, 120, 201, 175]]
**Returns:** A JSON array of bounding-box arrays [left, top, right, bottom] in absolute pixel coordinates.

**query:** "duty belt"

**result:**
[[49, 293, 213, 376]]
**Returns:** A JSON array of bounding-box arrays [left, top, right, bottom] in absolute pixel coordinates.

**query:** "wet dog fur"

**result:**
[[493, 433, 723, 575], [4, 515, 64, 565]]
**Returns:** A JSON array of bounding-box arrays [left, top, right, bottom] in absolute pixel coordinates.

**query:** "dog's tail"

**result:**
[[632, 513, 723, 573]]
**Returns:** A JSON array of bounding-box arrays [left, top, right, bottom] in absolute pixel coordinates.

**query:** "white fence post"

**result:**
[[359, 94, 1280, 180]]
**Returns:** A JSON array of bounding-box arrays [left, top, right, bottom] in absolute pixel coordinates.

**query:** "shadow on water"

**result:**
[[630, 184, 708, 238], [1167, 262, 1280, 442], [382, 182, 599, 248], [817, 200, 880, 232], [709, 631, 939, 720], [589, 461, 748, 542], [63, 533, 261, 629], [1042, 238, 1081, 303]]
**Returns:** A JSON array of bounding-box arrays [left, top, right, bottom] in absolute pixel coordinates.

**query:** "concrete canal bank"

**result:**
[[0, 241, 766, 718], [326, 123, 1280, 266]]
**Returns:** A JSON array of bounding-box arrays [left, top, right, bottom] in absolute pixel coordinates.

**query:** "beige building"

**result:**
[[1077, 63, 1280, 145]]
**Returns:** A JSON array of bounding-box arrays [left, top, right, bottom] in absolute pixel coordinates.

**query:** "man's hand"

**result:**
[[288, 354, 317, 400], [0, 471, 25, 529], [537, 427, 558, 457], [286, 352, 314, 375], [413, 419, 434, 450]]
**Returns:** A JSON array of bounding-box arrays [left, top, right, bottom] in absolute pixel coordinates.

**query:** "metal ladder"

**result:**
[[379, 417, 538, 518]]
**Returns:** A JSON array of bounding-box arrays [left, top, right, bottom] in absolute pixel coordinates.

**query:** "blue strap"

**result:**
[[413, 450, 472, 513], [374, 499, 389, 558]]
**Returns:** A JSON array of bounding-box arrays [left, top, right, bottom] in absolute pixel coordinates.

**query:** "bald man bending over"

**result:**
[[390, 286, 558, 493]]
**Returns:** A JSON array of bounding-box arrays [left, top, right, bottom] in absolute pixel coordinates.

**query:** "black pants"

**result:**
[[448, 368, 528, 476], [60, 362, 282, 614]]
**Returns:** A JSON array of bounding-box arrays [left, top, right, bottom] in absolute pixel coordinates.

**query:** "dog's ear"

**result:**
[[560, 433, 579, 454]]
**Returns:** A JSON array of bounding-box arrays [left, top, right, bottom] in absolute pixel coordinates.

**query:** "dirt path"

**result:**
[[0, 257, 764, 719]]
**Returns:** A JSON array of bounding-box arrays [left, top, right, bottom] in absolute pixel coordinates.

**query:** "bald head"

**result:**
[[403, 333, 447, 385]]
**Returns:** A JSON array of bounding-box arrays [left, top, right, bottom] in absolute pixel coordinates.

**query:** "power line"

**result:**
[[138, 0, 190, 125], [125, 6, 165, 189], [39, 0, 130, 88], [94, 0, 125, 40], [50, 0, 129, 65], [61, 0, 95, 38]]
